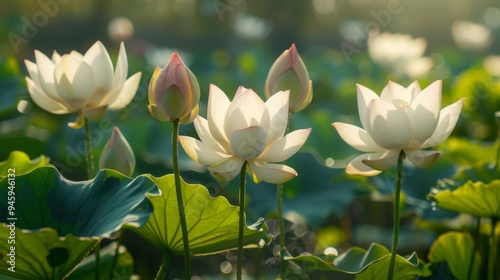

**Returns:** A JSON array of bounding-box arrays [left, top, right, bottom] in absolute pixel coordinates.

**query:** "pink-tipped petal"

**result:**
[[421, 98, 465, 148], [258, 128, 311, 162], [332, 122, 382, 152], [178, 135, 230, 166], [366, 99, 412, 149], [380, 81, 405, 101], [405, 150, 441, 168], [207, 157, 245, 182], [249, 161, 297, 184]]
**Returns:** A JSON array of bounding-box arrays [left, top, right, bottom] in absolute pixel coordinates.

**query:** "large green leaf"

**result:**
[[439, 137, 497, 166], [0, 225, 98, 280], [68, 242, 134, 280], [0, 167, 157, 237], [0, 151, 52, 178], [131, 174, 269, 256], [333, 243, 427, 279], [427, 232, 480, 280], [430, 180, 500, 218]]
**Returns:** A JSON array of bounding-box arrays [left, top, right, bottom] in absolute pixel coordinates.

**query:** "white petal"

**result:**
[[51, 51, 61, 63], [332, 122, 382, 152], [112, 42, 128, 89], [400, 80, 421, 104], [361, 150, 399, 171], [407, 80, 442, 145], [230, 126, 267, 161], [224, 88, 269, 138], [26, 77, 70, 114], [258, 128, 311, 162], [265, 90, 289, 144], [421, 98, 465, 148], [380, 81, 405, 101], [25, 60, 42, 87], [193, 116, 227, 154], [108, 72, 142, 109], [207, 157, 245, 182], [34, 50, 60, 102], [234, 85, 248, 98], [345, 153, 385, 176], [405, 150, 441, 168], [366, 99, 412, 149], [207, 84, 231, 145], [356, 84, 380, 130], [84, 41, 114, 93], [249, 162, 297, 184], [54, 55, 95, 109], [178, 136, 230, 166]]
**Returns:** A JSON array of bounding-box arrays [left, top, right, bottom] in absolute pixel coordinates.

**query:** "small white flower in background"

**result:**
[[452, 21, 493, 52], [368, 32, 433, 79], [484, 55, 500, 78], [108, 17, 134, 42], [332, 80, 464, 176], [24, 41, 142, 128], [179, 85, 311, 184], [99, 126, 136, 177]]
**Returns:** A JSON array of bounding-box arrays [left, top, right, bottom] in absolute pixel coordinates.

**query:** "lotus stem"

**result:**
[[155, 251, 172, 280], [172, 119, 191, 278], [83, 117, 95, 179], [489, 218, 498, 280], [388, 150, 404, 280], [237, 162, 248, 280], [277, 183, 286, 276]]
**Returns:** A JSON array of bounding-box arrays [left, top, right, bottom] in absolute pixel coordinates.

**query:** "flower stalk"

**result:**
[[155, 251, 172, 280], [172, 119, 191, 279], [277, 183, 286, 276], [388, 150, 405, 280], [84, 117, 94, 179], [488, 218, 498, 280], [237, 162, 248, 280]]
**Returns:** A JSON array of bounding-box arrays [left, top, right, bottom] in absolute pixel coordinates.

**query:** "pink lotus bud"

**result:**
[[148, 53, 200, 123], [265, 44, 313, 112], [99, 126, 136, 176]]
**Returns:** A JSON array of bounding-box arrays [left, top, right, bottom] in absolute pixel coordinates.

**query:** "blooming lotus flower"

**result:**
[[148, 52, 200, 124], [368, 32, 433, 79], [452, 21, 492, 52], [24, 41, 142, 128], [99, 126, 136, 177], [332, 80, 464, 176], [179, 85, 311, 184], [265, 44, 313, 112]]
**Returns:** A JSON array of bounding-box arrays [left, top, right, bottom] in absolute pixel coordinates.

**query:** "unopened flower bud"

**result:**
[[99, 126, 136, 176], [265, 44, 312, 112], [148, 53, 200, 123]]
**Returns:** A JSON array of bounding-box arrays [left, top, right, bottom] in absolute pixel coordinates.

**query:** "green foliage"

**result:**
[[0, 167, 156, 237], [427, 232, 480, 280], [0, 56, 23, 121], [130, 174, 269, 256], [333, 243, 429, 279], [439, 137, 497, 166], [68, 242, 134, 280], [430, 180, 500, 218], [0, 225, 98, 279], [0, 151, 52, 178]]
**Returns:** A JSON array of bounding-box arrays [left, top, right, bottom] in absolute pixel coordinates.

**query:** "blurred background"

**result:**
[[1, 0, 500, 279]]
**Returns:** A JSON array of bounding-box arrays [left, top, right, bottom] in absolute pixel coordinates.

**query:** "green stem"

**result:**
[[94, 242, 100, 280], [277, 183, 286, 277], [172, 119, 191, 279], [467, 217, 480, 280], [83, 117, 95, 179], [495, 130, 500, 177], [109, 233, 123, 279], [237, 162, 248, 280], [488, 218, 498, 280], [155, 251, 172, 280], [388, 150, 405, 280]]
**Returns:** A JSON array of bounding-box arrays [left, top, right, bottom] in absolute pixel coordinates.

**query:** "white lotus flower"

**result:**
[[452, 21, 492, 52], [179, 84, 311, 184], [24, 41, 142, 128], [332, 80, 464, 176], [368, 32, 433, 79]]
